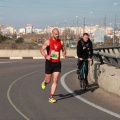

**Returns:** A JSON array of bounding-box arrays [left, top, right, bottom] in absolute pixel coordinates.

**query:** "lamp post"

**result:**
[[118, 23, 120, 44], [83, 17, 86, 34], [64, 20, 67, 41], [76, 16, 79, 40], [64, 20, 67, 28], [113, 3, 118, 44], [90, 11, 93, 38]]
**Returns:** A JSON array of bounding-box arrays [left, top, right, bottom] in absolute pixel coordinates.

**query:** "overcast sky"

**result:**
[[0, 0, 120, 29]]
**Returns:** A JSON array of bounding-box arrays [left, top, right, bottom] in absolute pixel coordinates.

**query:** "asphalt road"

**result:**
[[0, 58, 120, 120]]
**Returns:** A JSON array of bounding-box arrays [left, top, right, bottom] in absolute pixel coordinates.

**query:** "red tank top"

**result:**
[[47, 38, 62, 62]]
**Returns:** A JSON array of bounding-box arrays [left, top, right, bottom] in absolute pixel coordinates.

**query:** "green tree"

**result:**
[[0, 35, 2, 43], [0, 34, 7, 43], [15, 37, 24, 43]]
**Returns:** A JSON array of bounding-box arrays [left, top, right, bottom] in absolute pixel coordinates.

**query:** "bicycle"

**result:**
[[77, 59, 90, 91]]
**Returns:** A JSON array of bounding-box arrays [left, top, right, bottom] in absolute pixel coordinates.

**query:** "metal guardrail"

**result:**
[[93, 46, 120, 68], [94, 46, 120, 53]]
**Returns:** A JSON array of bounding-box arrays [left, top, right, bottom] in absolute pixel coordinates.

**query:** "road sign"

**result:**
[[94, 29, 105, 43]]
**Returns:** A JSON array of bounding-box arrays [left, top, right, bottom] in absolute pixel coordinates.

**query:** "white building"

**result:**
[[32, 29, 43, 34], [25, 24, 34, 34], [44, 26, 81, 36], [1, 28, 9, 35], [6, 26, 15, 35], [19, 28, 26, 35]]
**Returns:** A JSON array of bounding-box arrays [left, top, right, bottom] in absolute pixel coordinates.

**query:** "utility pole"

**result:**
[[113, 3, 118, 44], [113, 14, 117, 43], [89, 11, 93, 37], [83, 17, 86, 34], [64, 20, 67, 42], [76, 16, 79, 40], [104, 14, 106, 32]]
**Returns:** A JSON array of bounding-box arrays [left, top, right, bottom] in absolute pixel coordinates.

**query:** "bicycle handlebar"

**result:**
[[82, 59, 93, 66], [82, 59, 88, 61]]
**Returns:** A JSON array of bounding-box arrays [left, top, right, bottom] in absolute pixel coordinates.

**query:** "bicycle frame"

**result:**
[[78, 60, 88, 78], [78, 59, 93, 90], [78, 59, 88, 90], [81, 61, 86, 79]]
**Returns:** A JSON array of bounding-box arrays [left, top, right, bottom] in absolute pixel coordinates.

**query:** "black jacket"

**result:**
[[77, 38, 93, 58]]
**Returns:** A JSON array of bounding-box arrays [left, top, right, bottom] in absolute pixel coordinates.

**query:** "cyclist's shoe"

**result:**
[[85, 80, 88, 86], [76, 69, 79, 74], [41, 81, 46, 89], [49, 97, 57, 103], [80, 75, 83, 80], [78, 75, 83, 81]]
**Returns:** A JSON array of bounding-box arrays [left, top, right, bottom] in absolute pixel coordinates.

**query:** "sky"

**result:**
[[0, 0, 120, 30]]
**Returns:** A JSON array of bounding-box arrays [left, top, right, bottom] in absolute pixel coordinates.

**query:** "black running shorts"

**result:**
[[45, 60, 61, 74]]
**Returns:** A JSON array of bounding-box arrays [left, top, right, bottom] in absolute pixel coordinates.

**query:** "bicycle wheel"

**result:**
[[78, 62, 85, 88], [83, 64, 87, 91], [78, 70, 82, 87], [83, 79, 87, 91]]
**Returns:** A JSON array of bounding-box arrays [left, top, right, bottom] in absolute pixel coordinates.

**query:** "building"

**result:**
[[32, 28, 43, 34], [0, 25, 4, 29], [6, 26, 16, 35], [18, 28, 26, 35], [1, 28, 9, 35], [25, 24, 34, 34]]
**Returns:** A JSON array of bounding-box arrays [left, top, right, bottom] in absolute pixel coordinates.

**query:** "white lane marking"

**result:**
[[33, 57, 44, 59], [10, 57, 22, 59], [7, 70, 42, 120], [60, 69, 120, 119]]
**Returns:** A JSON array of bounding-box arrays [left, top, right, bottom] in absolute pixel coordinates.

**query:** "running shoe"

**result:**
[[41, 81, 46, 89], [49, 97, 57, 103]]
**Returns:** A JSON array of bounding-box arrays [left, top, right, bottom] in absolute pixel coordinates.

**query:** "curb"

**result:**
[[0, 56, 77, 59]]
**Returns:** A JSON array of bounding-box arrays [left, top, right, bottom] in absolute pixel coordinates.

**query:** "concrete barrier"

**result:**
[[0, 49, 77, 58], [89, 61, 120, 97]]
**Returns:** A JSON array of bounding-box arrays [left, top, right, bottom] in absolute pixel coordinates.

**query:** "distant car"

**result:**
[[69, 42, 77, 48], [70, 44, 76, 48]]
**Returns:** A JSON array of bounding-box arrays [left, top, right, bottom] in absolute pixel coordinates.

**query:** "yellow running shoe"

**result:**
[[49, 97, 57, 103], [41, 81, 46, 89]]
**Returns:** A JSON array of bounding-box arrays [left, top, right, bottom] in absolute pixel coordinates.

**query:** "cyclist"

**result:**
[[40, 28, 67, 103], [77, 33, 93, 85]]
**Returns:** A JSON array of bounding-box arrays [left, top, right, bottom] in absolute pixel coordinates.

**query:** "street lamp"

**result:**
[[64, 20, 67, 28], [64, 20, 67, 41], [90, 11, 93, 38], [76, 16, 79, 26], [83, 17, 86, 34], [90, 11, 93, 25], [113, 3, 118, 44], [114, 3, 118, 7], [76, 16, 79, 39]]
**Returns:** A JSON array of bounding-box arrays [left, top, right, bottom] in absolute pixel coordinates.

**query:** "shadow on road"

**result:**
[[56, 83, 99, 101]]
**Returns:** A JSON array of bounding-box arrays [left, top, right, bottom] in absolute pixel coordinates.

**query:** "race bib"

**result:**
[[51, 51, 59, 59]]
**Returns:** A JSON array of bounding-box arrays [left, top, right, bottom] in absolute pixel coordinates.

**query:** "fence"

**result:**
[[93, 46, 120, 68]]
